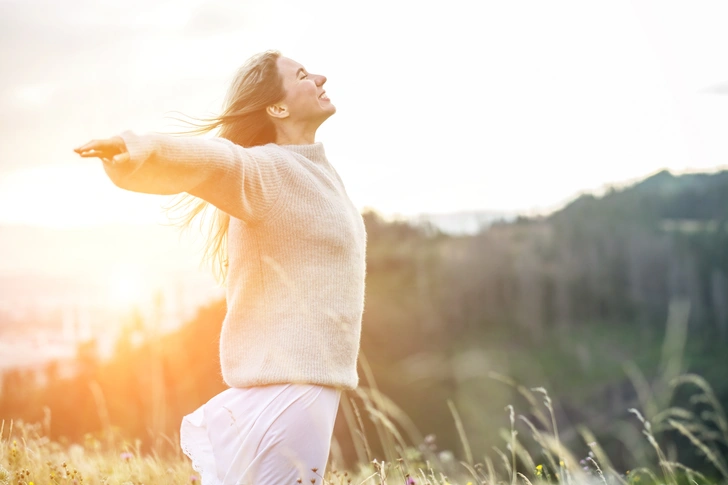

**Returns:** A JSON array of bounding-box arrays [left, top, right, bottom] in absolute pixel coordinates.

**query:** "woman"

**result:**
[[74, 50, 367, 485]]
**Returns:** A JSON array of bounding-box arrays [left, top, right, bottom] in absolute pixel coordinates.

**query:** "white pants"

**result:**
[[181, 384, 342, 485]]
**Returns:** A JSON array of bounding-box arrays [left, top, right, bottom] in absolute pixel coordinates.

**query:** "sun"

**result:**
[[109, 263, 149, 307]]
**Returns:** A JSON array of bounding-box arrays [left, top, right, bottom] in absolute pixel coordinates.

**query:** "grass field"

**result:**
[[2, 303, 726, 485], [2, 368, 726, 485]]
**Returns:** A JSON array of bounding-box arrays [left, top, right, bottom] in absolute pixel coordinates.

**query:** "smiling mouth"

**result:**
[[318, 91, 329, 101]]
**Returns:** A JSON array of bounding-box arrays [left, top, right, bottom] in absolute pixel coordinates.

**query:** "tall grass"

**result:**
[[1, 299, 726, 484]]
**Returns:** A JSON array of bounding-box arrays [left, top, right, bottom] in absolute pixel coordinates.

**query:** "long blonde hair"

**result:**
[[164, 50, 285, 285]]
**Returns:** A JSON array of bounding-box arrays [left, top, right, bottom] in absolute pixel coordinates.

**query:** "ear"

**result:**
[[266, 103, 290, 120]]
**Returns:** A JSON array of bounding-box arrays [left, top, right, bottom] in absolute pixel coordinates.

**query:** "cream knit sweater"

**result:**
[[103, 131, 367, 390]]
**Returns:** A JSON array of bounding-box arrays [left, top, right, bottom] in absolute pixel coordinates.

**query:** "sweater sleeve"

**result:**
[[102, 130, 289, 223]]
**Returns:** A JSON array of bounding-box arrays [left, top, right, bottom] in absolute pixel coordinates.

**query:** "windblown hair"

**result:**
[[164, 50, 285, 285]]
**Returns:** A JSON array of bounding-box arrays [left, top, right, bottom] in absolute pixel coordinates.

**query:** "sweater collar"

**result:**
[[279, 142, 328, 164]]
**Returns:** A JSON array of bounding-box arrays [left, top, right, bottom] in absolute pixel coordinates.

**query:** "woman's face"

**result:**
[[276, 56, 335, 124]]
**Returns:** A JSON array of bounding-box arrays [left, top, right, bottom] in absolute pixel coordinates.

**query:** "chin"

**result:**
[[321, 105, 336, 121]]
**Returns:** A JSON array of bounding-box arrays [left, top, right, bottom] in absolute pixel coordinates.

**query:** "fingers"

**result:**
[[77, 150, 129, 164], [74, 139, 103, 154], [74, 137, 127, 160], [76, 149, 105, 158]]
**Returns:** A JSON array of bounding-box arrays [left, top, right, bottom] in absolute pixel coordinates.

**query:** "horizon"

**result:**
[[0, 163, 720, 229]]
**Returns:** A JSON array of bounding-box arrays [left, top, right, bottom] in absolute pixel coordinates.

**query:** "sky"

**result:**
[[2, 0, 728, 227]]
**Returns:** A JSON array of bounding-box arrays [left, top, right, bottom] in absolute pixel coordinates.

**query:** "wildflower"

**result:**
[[120, 452, 134, 461], [406, 477, 416, 485], [536, 464, 543, 477], [559, 460, 565, 467]]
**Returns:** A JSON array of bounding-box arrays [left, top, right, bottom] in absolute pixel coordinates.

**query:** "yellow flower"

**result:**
[[30, 482, 35, 485], [536, 465, 543, 470], [559, 460, 565, 467]]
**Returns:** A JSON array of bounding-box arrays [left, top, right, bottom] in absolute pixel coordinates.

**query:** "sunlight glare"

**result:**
[[13, 84, 56, 107], [109, 264, 148, 307]]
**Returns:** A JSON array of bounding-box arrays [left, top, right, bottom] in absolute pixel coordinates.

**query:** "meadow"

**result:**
[[1, 378, 725, 485], [2, 322, 727, 485]]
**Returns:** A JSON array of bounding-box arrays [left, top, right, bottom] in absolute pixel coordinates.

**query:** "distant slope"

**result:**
[[550, 169, 728, 225]]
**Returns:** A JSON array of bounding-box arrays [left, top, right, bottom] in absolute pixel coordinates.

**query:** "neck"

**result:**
[[274, 122, 319, 145]]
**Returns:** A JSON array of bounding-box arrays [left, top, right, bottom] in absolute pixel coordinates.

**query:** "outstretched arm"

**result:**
[[75, 131, 290, 223]]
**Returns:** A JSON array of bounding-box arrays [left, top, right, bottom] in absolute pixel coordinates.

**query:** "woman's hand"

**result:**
[[74, 136, 129, 164]]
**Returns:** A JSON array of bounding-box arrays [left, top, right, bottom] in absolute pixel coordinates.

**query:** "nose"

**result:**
[[315, 74, 327, 87]]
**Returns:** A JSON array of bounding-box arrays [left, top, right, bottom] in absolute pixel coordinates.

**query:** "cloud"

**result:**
[[0, 1, 144, 73], [0, 0, 242, 174], [0, 0, 229, 88], [181, 0, 255, 37], [701, 81, 728, 95]]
